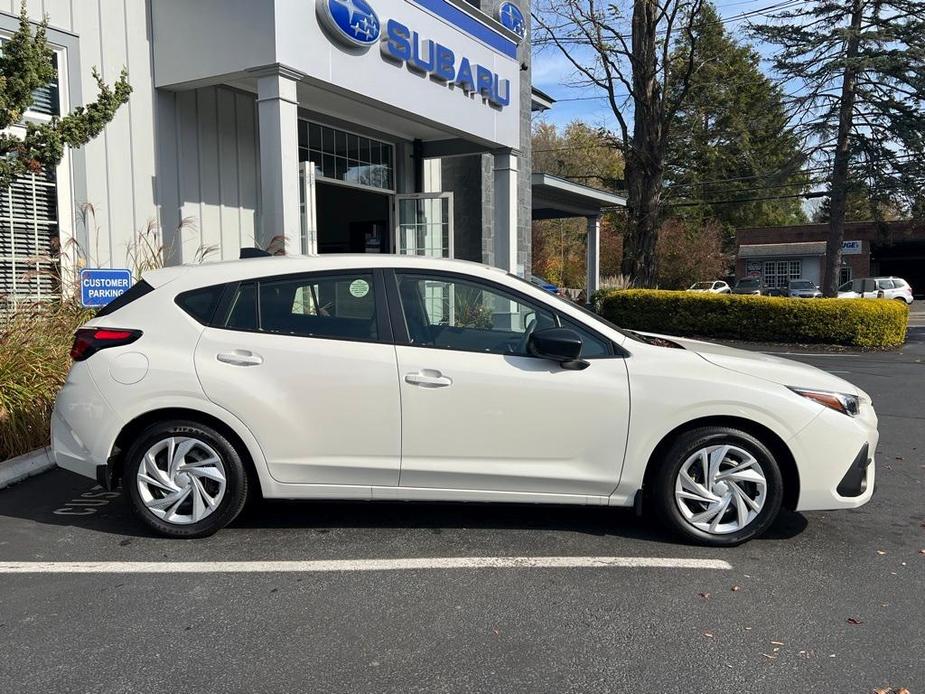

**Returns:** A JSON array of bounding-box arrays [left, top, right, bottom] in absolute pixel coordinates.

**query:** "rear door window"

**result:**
[[222, 273, 381, 342]]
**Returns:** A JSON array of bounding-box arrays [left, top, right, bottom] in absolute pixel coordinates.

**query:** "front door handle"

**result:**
[[404, 370, 452, 388], [216, 350, 263, 367]]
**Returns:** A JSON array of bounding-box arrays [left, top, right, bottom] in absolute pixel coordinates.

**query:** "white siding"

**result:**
[[158, 86, 260, 263], [15, 0, 160, 269], [9, 1, 259, 268]]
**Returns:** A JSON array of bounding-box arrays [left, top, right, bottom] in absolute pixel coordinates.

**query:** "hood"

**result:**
[[641, 333, 862, 396]]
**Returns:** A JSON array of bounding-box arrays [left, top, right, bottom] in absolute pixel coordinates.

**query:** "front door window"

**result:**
[[396, 272, 556, 356]]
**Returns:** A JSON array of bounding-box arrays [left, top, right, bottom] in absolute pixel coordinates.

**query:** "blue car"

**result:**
[[529, 274, 560, 294]]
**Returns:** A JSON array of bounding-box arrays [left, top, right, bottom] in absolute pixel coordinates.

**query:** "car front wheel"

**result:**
[[124, 420, 249, 538], [651, 427, 784, 546]]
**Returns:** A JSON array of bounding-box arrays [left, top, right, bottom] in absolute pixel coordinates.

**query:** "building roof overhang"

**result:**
[[738, 242, 827, 258], [531, 87, 556, 112], [531, 173, 626, 220]]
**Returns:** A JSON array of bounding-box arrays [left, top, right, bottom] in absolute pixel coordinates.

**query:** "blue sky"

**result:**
[[531, 0, 780, 130]]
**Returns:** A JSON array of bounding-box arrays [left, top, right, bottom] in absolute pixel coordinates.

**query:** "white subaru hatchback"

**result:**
[[52, 255, 878, 545]]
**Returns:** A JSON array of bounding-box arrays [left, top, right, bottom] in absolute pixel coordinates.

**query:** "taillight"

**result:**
[[70, 328, 142, 361]]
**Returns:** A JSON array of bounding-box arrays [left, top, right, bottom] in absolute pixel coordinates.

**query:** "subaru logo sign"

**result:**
[[316, 0, 380, 48], [498, 2, 526, 41]]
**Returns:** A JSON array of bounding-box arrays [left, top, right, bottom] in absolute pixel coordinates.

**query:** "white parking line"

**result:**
[[766, 352, 860, 357], [0, 556, 731, 573]]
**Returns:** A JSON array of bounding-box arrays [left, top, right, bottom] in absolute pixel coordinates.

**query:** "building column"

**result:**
[[493, 150, 519, 274], [586, 215, 601, 297], [255, 67, 302, 254]]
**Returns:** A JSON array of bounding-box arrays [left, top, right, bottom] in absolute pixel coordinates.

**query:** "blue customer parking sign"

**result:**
[[80, 268, 133, 308]]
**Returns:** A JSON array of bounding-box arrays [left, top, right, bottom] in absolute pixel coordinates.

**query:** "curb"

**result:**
[[0, 447, 56, 490]]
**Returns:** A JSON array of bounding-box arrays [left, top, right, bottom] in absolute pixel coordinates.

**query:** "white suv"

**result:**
[[52, 254, 878, 545], [838, 277, 913, 304]]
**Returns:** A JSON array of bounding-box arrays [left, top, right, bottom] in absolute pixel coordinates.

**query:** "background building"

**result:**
[[736, 221, 925, 294]]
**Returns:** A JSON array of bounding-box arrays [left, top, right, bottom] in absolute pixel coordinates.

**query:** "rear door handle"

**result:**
[[404, 370, 452, 388], [216, 350, 263, 367]]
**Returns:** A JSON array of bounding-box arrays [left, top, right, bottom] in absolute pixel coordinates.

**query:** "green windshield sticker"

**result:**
[[349, 279, 370, 298]]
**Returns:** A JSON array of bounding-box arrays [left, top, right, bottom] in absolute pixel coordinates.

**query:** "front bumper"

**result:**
[[789, 402, 878, 511]]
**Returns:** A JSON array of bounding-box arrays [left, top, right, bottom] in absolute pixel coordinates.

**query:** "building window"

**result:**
[[298, 121, 394, 191], [839, 265, 852, 285], [763, 259, 802, 288], [0, 169, 59, 306], [1, 37, 63, 308], [28, 53, 60, 117]]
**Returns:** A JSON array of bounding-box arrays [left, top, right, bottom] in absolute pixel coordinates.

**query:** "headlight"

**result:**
[[789, 387, 860, 416]]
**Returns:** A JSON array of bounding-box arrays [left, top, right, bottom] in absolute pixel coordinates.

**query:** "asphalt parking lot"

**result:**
[[1, 330, 923, 693]]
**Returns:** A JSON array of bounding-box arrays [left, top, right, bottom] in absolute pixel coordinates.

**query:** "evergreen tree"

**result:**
[[0, 3, 131, 189], [752, 0, 925, 295], [812, 182, 903, 223], [666, 3, 808, 243]]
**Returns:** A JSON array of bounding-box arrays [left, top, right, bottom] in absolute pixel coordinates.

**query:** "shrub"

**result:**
[[0, 301, 93, 460], [593, 289, 908, 349]]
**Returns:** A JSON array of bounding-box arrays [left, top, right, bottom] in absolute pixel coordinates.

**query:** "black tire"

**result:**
[[124, 420, 248, 538], [650, 427, 783, 546]]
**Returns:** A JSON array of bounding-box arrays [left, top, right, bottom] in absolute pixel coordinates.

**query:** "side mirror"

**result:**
[[528, 327, 589, 370]]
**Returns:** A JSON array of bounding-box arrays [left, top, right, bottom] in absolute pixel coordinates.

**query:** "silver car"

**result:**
[[787, 279, 822, 298]]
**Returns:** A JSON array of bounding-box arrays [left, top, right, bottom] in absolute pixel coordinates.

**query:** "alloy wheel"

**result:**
[[674, 444, 767, 535], [135, 436, 227, 525]]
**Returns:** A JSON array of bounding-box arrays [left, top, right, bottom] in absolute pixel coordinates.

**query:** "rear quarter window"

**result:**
[[175, 284, 226, 325]]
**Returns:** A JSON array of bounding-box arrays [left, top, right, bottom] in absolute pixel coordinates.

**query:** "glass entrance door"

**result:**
[[299, 161, 318, 255], [394, 193, 454, 258]]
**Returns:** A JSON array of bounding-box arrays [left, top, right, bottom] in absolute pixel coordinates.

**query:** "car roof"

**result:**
[[142, 254, 508, 289], [848, 276, 906, 282]]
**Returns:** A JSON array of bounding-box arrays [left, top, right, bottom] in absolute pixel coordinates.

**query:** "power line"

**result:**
[[532, 0, 806, 47], [666, 190, 827, 207]]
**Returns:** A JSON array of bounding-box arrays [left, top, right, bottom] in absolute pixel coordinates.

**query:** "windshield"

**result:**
[[691, 282, 713, 289], [790, 280, 814, 289], [736, 279, 760, 288]]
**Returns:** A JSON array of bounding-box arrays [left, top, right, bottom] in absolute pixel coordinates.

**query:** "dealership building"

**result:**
[[0, 0, 622, 306]]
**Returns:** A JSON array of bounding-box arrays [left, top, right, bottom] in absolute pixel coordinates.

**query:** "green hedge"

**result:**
[[592, 289, 909, 349]]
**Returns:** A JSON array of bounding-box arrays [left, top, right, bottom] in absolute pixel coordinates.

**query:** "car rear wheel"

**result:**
[[124, 420, 248, 538], [651, 427, 783, 546]]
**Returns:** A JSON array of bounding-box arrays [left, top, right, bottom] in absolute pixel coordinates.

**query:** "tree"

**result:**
[[752, 0, 925, 295], [531, 121, 626, 287], [655, 217, 726, 288], [665, 3, 808, 243], [0, 3, 131, 189], [812, 183, 903, 224], [534, 0, 705, 286]]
